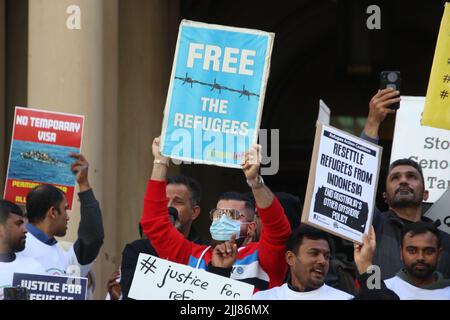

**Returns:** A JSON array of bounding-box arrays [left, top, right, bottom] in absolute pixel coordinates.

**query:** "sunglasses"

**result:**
[[209, 208, 244, 221]]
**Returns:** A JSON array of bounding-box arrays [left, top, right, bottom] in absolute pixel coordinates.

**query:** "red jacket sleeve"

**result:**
[[257, 196, 292, 288], [139, 180, 192, 264]]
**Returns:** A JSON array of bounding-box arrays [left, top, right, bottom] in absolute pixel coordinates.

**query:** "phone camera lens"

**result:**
[[387, 72, 398, 82]]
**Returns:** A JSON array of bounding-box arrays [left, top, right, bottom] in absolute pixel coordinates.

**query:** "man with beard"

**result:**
[[141, 137, 291, 291], [360, 89, 450, 279], [119, 176, 205, 300], [0, 200, 44, 300], [369, 159, 450, 279], [354, 222, 450, 299], [253, 224, 353, 299]]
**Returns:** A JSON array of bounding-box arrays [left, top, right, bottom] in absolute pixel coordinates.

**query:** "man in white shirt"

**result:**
[[0, 200, 44, 300], [355, 222, 450, 300], [253, 224, 353, 300], [18, 153, 104, 278]]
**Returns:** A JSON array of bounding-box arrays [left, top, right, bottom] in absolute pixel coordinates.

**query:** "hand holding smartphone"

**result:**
[[380, 71, 401, 110]]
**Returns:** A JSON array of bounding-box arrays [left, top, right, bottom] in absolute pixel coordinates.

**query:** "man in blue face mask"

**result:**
[[209, 192, 257, 245], [140, 137, 292, 292]]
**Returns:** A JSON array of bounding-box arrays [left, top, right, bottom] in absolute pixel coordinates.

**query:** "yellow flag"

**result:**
[[422, 3, 450, 130]]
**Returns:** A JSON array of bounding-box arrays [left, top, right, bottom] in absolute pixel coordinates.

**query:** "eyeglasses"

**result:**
[[209, 208, 243, 221]]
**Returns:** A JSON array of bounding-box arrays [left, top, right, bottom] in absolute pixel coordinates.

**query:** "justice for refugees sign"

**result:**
[[128, 254, 254, 300], [4, 107, 84, 209], [160, 20, 274, 168], [301, 123, 382, 243], [12, 273, 87, 300], [392, 96, 450, 203]]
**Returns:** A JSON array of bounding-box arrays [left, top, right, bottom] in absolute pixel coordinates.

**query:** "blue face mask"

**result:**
[[209, 215, 241, 241]]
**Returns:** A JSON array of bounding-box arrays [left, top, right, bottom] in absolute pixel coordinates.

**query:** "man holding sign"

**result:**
[[355, 222, 450, 299], [18, 154, 104, 277], [361, 89, 450, 280], [140, 137, 291, 292]]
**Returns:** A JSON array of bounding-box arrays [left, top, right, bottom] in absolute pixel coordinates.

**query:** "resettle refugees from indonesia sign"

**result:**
[[128, 253, 254, 300], [12, 273, 87, 300], [160, 20, 274, 168], [302, 123, 382, 243], [3, 107, 84, 209]]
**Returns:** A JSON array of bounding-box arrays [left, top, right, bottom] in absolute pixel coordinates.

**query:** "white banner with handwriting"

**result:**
[[128, 253, 254, 300]]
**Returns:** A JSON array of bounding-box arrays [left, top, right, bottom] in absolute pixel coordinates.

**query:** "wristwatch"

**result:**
[[153, 159, 169, 167], [246, 175, 264, 189]]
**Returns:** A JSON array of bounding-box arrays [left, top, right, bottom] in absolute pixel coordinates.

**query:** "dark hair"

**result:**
[[218, 192, 256, 221], [0, 200, 24, 224], [287, 224, 334, 255], [353, 288, 400, 300], [388, 158, 425, 186], [26, 184, 65, 223], [400, 221, 441, 248], [166, 175, 202, 206], [274, 192, 302, 231]]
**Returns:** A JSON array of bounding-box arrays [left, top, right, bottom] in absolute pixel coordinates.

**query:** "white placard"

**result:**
[[391, 96, 450, 203], [302, 123, 382, 243], [318, 99, 331, 125], [160, 20, 274, 168], [128, 254, 254, 300], [424, 188, 450, 235]]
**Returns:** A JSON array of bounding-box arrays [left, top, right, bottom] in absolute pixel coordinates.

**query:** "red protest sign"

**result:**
[[4, 107, 84, 209]]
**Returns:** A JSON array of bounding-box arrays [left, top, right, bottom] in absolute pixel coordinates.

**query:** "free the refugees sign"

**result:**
[[391, 96, 450, 203], [160, 20, 274, 168], [3, 107, 84, 209], [128, 253, 254, 300], [12, 273, 87, 300], [301, 123, 382, 243]]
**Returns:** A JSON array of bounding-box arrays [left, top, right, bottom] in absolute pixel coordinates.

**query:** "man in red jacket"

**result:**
[[140, 137, 291, 291]]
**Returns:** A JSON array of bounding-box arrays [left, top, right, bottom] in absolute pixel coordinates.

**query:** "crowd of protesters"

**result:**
[[1, 88, 449, 300]]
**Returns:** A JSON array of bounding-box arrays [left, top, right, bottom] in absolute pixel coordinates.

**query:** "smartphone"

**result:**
[[380, 71, 401, 110]]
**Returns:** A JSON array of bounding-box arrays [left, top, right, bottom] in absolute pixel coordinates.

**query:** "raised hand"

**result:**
[[364, 88, 400, 138], [353, 225, 376, 275], [69, 153, 90, 192], [152, 137, 169, 162], [242, 144, 262, 182]]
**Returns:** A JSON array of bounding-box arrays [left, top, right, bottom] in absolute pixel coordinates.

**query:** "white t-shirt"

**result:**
[[253, 283, 353, 300], [18, 232, 92, 277], [385, 276, 450, 300], [0, 255, 45, 300]]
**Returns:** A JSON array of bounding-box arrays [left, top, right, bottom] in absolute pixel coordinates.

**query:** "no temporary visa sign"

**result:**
[[160, 20, 274, 168], [302, 123, 382, 243], [4, 107, 84, 209]]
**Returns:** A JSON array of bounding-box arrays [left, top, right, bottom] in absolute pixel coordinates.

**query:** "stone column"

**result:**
[[0, 0, 5, 191], [28, 0, 118, 299], [117, 0, 179, 257]]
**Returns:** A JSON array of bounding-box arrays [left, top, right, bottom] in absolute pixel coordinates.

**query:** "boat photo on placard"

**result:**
[[9, 140, 79, 186]]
